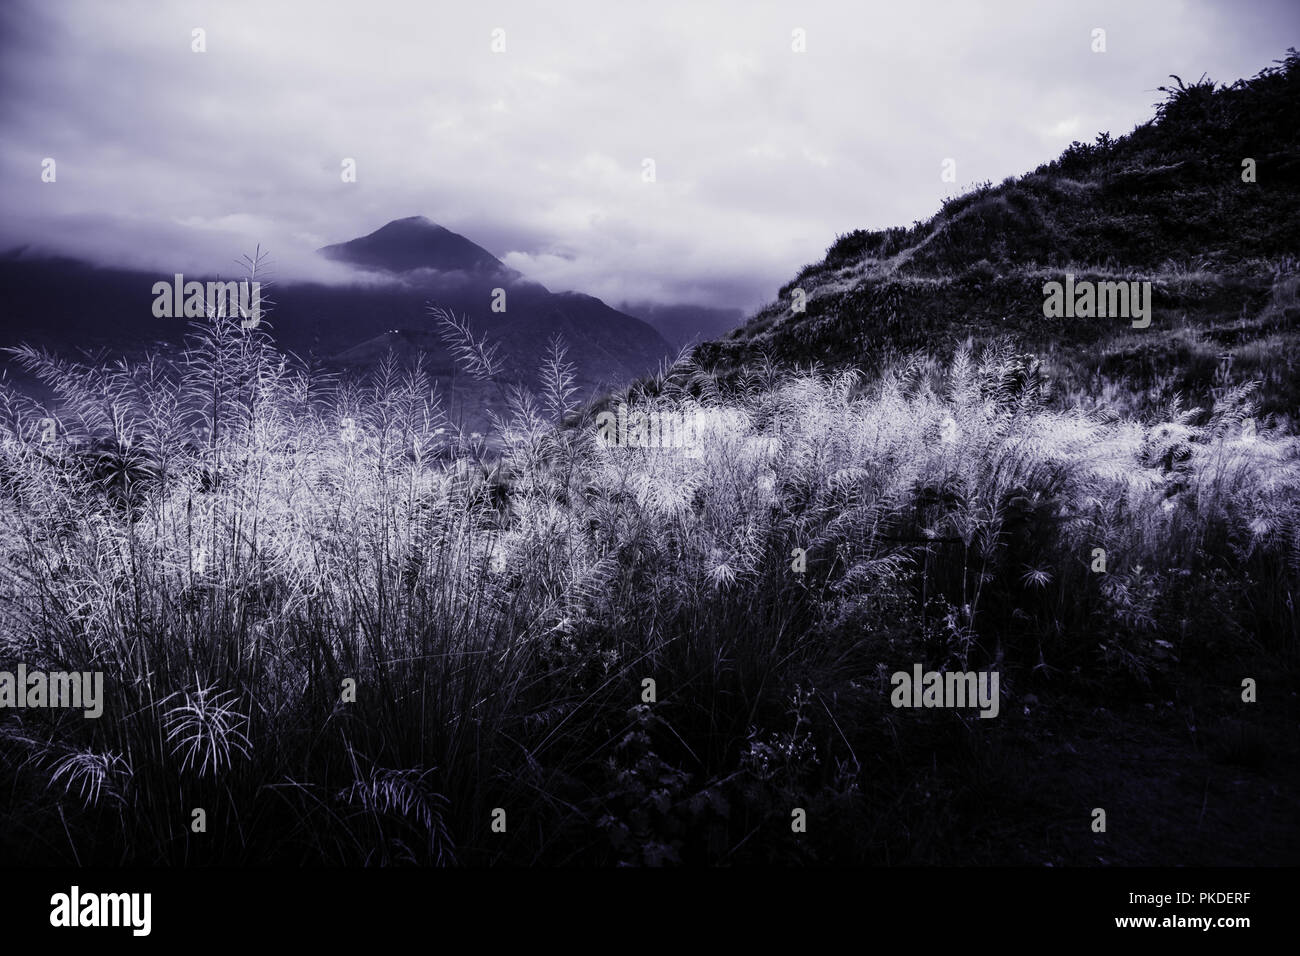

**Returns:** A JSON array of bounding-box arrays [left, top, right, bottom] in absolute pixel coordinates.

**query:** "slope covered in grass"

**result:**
[[700, 50, 1300, 421]]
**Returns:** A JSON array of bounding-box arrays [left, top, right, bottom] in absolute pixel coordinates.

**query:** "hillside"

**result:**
[[697, 50, 1300, 420]]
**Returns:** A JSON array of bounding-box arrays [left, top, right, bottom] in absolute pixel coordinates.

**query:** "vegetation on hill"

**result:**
[[0, 302, 1295, 864], [701, 50, 1300, 422]]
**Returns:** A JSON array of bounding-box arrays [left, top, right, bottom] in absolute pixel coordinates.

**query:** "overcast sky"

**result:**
[[1, 0, 1295, 314]]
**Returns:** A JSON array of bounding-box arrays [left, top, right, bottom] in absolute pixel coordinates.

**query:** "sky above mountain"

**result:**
[[1, 0, 1295, 313]]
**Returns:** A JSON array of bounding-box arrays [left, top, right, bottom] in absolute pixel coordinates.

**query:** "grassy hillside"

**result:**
[[700, 50, 1300, 421]]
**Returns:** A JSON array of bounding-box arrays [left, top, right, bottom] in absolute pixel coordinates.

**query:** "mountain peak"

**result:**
[[319, 217, 510, 277], [384, 215, 442, 231]]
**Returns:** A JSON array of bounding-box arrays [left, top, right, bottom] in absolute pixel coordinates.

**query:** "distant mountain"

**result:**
[[320, 216, 518, 280], [310, 217, 672, 386], [0, 216, 675, 401], [619, 301, 745, 350], [694, 51, 1300, 417]]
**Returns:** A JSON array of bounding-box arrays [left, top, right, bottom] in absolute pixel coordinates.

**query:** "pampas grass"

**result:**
[[1, 307, 1297, 864]]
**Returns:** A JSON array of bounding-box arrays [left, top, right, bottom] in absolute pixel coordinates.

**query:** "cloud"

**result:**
[[1043, 117, 1085, 140], [0, 0, 1295, 314]]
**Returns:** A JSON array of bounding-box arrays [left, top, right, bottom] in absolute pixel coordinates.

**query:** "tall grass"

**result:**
[[1, 311, 1297, 864]]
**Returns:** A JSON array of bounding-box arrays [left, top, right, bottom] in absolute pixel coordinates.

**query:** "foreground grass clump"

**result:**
[[0, 315, 1296, 865]]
